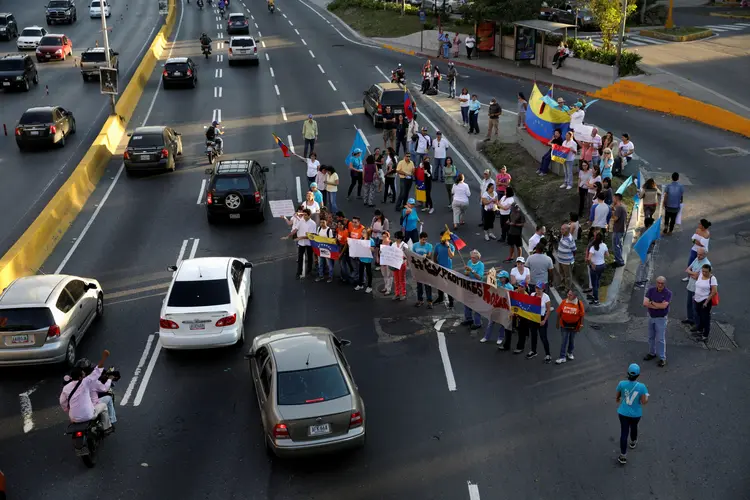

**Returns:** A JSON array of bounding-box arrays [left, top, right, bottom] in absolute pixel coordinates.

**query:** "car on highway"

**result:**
[[0, 274, 104, 367], [160, 257, 253, 350], [80, 46, 118, 81], [227, 13, 250, 34], [123, 125, 183, 175], [16, 106, 76, 150], [228, 35, 258, 65], [363, 82, 413, 128], [46, 0, 78, 25], [539, 1, 596, 30], [17, 26, 48, 50], [162, 56, 197, 89], [0, 13, 19, 40], [0, 54, 39, 92], [89, 0, 110, 18], [35, 33, 73, 62], [247, 327, 365, 458], [205, 159, 268, 223]]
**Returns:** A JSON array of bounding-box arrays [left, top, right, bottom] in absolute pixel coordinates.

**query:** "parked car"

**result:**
[[80, 46, 118, 81], [45, 0, 77, 25], [228, 36, 258, 65], [0, 54, 38, 92], [89, 0, 110, 18], [36, 33, 73, 62], [362, 82, 413, 128], [227, 12, 250, 34], [541, 2, 596, 30], [159, 257, 253, 350], [426, 0, 462, 13], [17, 26, 48, 50], [0, 274, 104, 367], [162, 56, 197, 89], [205, 159, 268, 223], [0, 13, 19, 40], [247, 327, 366, 458], [15, 106, 76, 150], [123, 125, 183, 174]]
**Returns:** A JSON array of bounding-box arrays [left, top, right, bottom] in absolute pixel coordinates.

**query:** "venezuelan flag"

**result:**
[[307, 233, 341, 260], [272, 133, 290, 157], [404, 91, 415, 121], [551, 143, 570, 164], [509, 291, 542, 323], [526, 84, 571, 145]]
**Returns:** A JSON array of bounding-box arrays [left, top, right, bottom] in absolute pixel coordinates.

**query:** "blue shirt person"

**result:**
[[461, 249, 485, 328], [615, 363, 650, 464], [433, 240, 455, 269], [401, 198, 420, 244], [412, 233, 434, 306]]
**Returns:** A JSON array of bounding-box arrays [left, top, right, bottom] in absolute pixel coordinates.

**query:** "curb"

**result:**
[[709, 11, 750, 19], [639, 28, 714, 42]]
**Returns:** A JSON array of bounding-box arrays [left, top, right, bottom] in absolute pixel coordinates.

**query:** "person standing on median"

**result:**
[[662, 172, 684, 235], [459, 88, 470, 127], [643, 276, 671, 367], [486, 98, 502, 141], [464, 33, 476, 59], [302, 114, 318, 158], [528, 281, 553, 363], [610, 193, 628, 268], [517, 92, 527, 129], [682, 248, 710, 327], [432, 131, 449, 183]]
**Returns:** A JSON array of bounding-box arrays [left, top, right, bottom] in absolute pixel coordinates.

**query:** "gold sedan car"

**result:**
[[247, 327, 366, 457]]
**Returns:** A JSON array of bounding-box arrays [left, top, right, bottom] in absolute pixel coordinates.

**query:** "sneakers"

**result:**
[[496, 338, 504, 345], [365, 287, 372, 294], [681, 277, 689, 282], [461, 320, 473, 326], [479, 337, 488, 343], [488, 232, 497, 240], [392, 295, 400, 301], [559, 183, 566, 189], [429, 208, 434, 214], [484, 233, 490, 241], [629, 440, 637, 449], [618, 454, 627, 465], [326, 277, 333, 283], [658, 359, 667, 367], [512, 349, 523, 354], [525, 351, 538, 360], [566, 185, 573, 190], [555, 357, 567, 364], [314, 276, 324, 282], [643, 353, 656, 361], [354, 285, 364, 291], [566, 353, 574, 360], [544, 355, 552, 364]]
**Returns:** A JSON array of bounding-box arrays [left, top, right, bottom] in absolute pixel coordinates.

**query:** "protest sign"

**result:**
[[379, 244, 404, 269], [269, 199, 296, 218], [573, 124, 594, 143], [347, 238, 373, 259]]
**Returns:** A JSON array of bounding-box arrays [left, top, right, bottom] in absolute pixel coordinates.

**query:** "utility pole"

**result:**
[[615, 0, 628, 76], [665, 0, 674, 28], [99, 3, 116, 115]]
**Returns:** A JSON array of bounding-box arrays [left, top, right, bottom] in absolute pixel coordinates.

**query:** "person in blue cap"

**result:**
[[347, 148, 364, 200], [401, 198, 420, 245], [615, 363, 650, 464]]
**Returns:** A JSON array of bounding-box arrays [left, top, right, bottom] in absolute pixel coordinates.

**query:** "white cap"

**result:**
[[516, 256, 526, 263]]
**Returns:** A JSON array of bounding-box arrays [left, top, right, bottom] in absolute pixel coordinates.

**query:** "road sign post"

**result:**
[[419, 9, 426, 52], [99, 67, 119, 95]]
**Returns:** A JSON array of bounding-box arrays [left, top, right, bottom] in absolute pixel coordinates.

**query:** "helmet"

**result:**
[[212, 120, 219, 126], [398, 63, 402, 68], [201, 32, 207, 37], [627, 363, 641, 377]]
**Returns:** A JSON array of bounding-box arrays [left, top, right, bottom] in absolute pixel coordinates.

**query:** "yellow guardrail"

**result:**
[[0, 0, 178, 290]]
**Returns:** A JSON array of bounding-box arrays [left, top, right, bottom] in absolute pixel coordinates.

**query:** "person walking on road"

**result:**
[[556, 224, 576, 291], [362, 154, 377, 208], [486, 98, 502, 140], [412, 232, 434, 308], [555, 288, 585, 364], [414, 127, 432, 167], [395, 152, 415, 210], [434, 231, 456, 308], [682, 248, 710, 327], [482, 270, 513, 344], [616, 364, 649, 465], [383, 147, 398, 204], [302, 114, 318, 158], [381, 105, 396, 151], [468, 94, 481, 134], [611, 193, 628, 267], [443, 156, 457, 205], [691, 264, 718, 343], [391, 231, 409, 300], [451, 173, 470, 229], [662, 172, 684, 235], [682, 219, 711, 281], [447, 62, 458, 98], [643, 276, 671, 367], [432, 131, 449, 182], [395, 114, 408, 156], [347, 149, 363, 200]]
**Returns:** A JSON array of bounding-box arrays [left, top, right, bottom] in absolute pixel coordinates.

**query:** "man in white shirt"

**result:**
[[465, 34, 476, 59], [477, 169, 495, 227], [59, 350, 113, 432], [288, 208, 317, 279], [432, 131, 449, 183], [528, 224, 545, 253], [592, 192, 610, 235], [414, 127, 432, 167]]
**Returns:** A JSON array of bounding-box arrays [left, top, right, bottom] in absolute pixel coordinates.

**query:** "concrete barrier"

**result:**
[[0, 0, 177, 290], [639, 28, 713, 42], [552, 58, 617, 88], [590, 79, 750, 138]]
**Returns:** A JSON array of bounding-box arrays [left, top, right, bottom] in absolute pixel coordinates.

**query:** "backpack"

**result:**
[[426, 87, 438, 96]]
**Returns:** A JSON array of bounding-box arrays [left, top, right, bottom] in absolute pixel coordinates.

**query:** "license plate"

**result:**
[[2, 82, 9, 86], [189, 323, 205, 330], [394, 109, 402, 114], [139, 155, 150, 160], [30, 131, 40, 135], [173, 71, 182, 76], [11, 334, 30, 344], [308, 424, 331, 436], [45, 54, 51, 58], [229, 213, 240, 219]]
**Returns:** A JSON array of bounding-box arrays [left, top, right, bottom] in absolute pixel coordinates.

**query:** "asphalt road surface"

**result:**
[[0, 1, 748, 499], [0, 0, 163, 256]]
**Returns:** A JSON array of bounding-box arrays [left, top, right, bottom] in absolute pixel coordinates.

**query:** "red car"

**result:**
[[35, 34, 72, 62]]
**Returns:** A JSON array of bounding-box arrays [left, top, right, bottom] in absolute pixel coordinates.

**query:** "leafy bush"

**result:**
[[545, 36, 642, 76], [328, 0, 420, 15]]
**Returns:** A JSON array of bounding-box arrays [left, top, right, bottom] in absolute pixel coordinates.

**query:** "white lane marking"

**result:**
[[281, 106, 288, 121], [328, 79, 337, 91], [219, 32, 224, 39], [287, 135, 295, 155], [357, 126, 370, 148], [189, 238, 200, 259], [251, 14, 254, 19], [308, 49, 315, 58], [212, 109, 222, 122], [261, 40, 266, 47], [176, 238, 188, 267], [54, 0, 187, 274], [294, 28, 299, 35], [435, 319, 445, 332], [215, 68, 222, 78], [706, 24, 744, 30], [120, 334, 155, 406], [216, 54, 222, 62], [133, 339, 162, 407], [255, 22, 259, 28], [468, 482, 481, 500], [265, 52, 270, 61], [214, 86, 222, 98], [216, 23, 221, 29], [301, 38, 307, 46], [282, 13, 287, 18], [274, 84, 280, 96], [419, 112, 481, 184], [317, 63, 325, 74], [19, 385, 39, 433], [196, 179, 207, 204], [216, 41, 224, 49], [437, 331, 457, 391], [258, 31, 262, 37], [296, 0, 378, 48], [296, 176, 302, 203], [342, 101, 352, 115], [269, 66, 275, 78], [289, 20, 294, 26]]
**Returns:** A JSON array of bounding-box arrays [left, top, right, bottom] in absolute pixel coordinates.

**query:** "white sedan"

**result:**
[[89, 0, 111, 18], [159, 257, 253, 349], [228, 35, 259, 65], [17, 27, 48, 50]]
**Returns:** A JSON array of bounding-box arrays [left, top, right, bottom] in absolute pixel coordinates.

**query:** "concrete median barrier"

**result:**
[[0, 0, 177, 290]]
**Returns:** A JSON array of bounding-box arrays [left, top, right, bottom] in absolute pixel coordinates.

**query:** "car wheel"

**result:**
[[228, 60, 234, 66], [254, 209, 265, 223], [64, 339, 77, 368], [234, 325, 245, 347], [95, 293, 104, 320], [363, 100, 368, 116], [46, 19, 52, 26], [125, 167, 134, 177], [70, 119, 77, 134], [372, 112, 377, 128], [17, 143, 25, 152], [33, 72, 39, 84], [224, 191, 243, 211], [265, 435, 276, 458], [23, 78, 30, 91]]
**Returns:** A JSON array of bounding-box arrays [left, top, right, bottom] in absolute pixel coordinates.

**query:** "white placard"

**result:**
[[573, 124, 594, 144], [269, 199, 296, 218], [379, 244, 404, 269], [347, 238, 373, 259]]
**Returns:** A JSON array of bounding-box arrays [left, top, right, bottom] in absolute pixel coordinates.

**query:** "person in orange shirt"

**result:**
[[348, 216, 365, 239], [336, 220, 355, 285], [555, 289, 585, 364]]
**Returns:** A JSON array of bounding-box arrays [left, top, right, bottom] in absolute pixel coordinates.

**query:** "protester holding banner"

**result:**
[[371, 210, 390, 269], [314, 218, 335, 282], [412, 232, 434, 308], [391, 231, 409, 300], [461, 250, 485, 330], [355, 229, 376, 293], [481, 271, 513, 344], [528, 282, 553, 362], [555, 289, 585, 364], [539, 128, 563, 176], [289, 209, 316, 279], [336, 219, 355, 284], [433, 231, 456, 308], [500, 282, 531, 353]]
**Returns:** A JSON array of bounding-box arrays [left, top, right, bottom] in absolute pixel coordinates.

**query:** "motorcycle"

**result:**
[[390, 71, 405, 85], [219, 6, 225, 17], [202, 43, 212, 58], [206, 140, 220, 165], [268, 2, 274, 12], [197, 0, 203, 8]]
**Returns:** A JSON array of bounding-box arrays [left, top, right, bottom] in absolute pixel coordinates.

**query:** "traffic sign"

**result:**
[[419, 9, 426, 23], [99, 67, 119, 95]]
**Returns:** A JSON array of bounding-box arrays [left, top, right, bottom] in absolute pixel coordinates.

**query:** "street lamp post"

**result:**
[[99, 5, 116, 115]]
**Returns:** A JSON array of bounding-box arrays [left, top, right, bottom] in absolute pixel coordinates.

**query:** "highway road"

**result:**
[[0, 0, 163, 256], [0, 1, 748, 499]]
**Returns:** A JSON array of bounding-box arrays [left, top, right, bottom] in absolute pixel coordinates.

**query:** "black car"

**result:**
[[162, 57, 197, 89], [363, 82, 413, 128], [205, 159, 269, 224], [46, 0, 77, 25], [0, 13, 19, 40], [0, 54, 38, 91], [227, 13, 250, 34], [124, 125, 183, 175], [16, 106, 76, 151]]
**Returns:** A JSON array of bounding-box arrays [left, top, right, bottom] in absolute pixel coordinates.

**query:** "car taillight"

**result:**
[[50, 125, 57, 134], [160, 148, 169, 158], [377, 104, 383, 114], [244, 20, 248, 24], [15, 127, 21, 136], [215, 313, 236, 327], [47, 325, 61, 339], [349, 411, 363, 429], [74, 431, 84, 438], [273, 423, 289, 439], [187, 69, 193, 76], [163, 70, 168, 77], [228, 48, 232, 55], [253, 46, 257, 54], [254, 191, 261, 203], [159, 318, 179, 329], [123, 150, 130, 160], [207, 191, 213, 205]]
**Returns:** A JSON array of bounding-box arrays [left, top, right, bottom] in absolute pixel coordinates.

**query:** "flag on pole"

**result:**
[[404, 91, 415, 121], [442, 225, 466, 251], [539, 84, 553, 114], [616, 175, 634, 195], [633, 171, 643, 205], [633, 217, 662, 262], [272, 133, 290, 157], [345, 128, 368, 166], [508, 291, 542, 323], [551, 143, 569, 164]]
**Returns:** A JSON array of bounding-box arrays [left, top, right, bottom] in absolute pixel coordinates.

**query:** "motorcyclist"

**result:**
[[268, 0, 275, 10], [200, 32, 212, 54], [197, 0, 203, 8], [218, 0, 226, 16], [206, 120, 224, 154], [63, 359, 119, 430], [59, 350, 114, 435]]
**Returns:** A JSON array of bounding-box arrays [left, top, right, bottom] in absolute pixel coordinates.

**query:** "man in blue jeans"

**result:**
[[610, 193, 628, 267], [461, 249, 485, 330], [662, 172, 684, 235], [643, 276, 671, 367], [412, 232, 434, 308], [682, 248, 710, 327]]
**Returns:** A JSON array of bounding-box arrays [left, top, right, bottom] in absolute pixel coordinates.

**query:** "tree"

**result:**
[[586, 0, 637, 50], [462, 0, 542, 25]]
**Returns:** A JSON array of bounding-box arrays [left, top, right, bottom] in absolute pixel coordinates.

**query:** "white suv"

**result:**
[[228, 36, 258, 65]]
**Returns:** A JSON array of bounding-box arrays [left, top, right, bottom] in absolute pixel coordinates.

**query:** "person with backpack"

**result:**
[[555, 289, 585, 364], [615, 363, 649, 465], [413, 127, 432, 167]]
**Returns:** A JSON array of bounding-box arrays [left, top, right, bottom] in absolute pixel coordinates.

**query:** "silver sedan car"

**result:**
[[0, 275, 104, 367], [247, 327, 366, 457]]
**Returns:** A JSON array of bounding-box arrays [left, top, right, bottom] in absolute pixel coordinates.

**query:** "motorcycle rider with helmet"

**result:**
[[218, 0, 226, 17], [206, 120, 224, 155], [59, 350, 115, 435], [392, 63, 405, 84], [267, 0, 275, 11], [200, 32, 212, 55]]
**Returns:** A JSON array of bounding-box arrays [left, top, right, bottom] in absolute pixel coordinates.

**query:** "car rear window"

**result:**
[[39, 36, 62, 46], [20, 110, 52, 124], [381, 91, 406, 106], [277, 365, 350, 405], [0, 308, 54, 332], [167, 279, 230, 307], [128, 133, 164, 147], [165, 62, 189, 72], [229, 15, 246, 21], [231, 38, 255, 47], [213, 176, 254, 191], [0, 60, 24, 71], [21, 29, 44, 37], [81, 51, 107, 62]]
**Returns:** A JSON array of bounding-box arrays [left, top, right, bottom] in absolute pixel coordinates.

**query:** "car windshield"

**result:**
[[19, 110, 52, 124], [48, 1, 69, 7], [91, 1, 105, 7], [167, 279, 230, 307], [39, 36, 62, 46], [0, 60, 24, 71], [381, 91, 406, 106], [81, 51, 107, 62], [0, 308, 54, 332], [165, 62, 189, 72], [214, 176, 253, 191], [231, 38, 255, 47], [21, 29, 44, 37], [128, 133, 164, 148], [277, 364, 350, 405], [0, 18, 7, 26]]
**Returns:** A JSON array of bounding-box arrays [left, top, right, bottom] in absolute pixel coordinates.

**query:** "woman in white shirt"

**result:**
[[295, 151, 320, 186], [577, 160, 593, 217], [303, 191, 320, 224], [451, 173, 470, 229], [481, 183, 498, 241], [458, 88, 470, 127], [510, 256, 530, 286], [561, 130, 578, 190], [407, 117, 420, 156], [684, 219, 711, 280], [692, 264, 717, 342], [498, 186, 515, 243], [586, 232, 609, 305]]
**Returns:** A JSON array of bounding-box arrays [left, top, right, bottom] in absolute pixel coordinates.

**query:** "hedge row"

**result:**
[[548, 35, 643, 77], [328, 0, 421, 15]]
